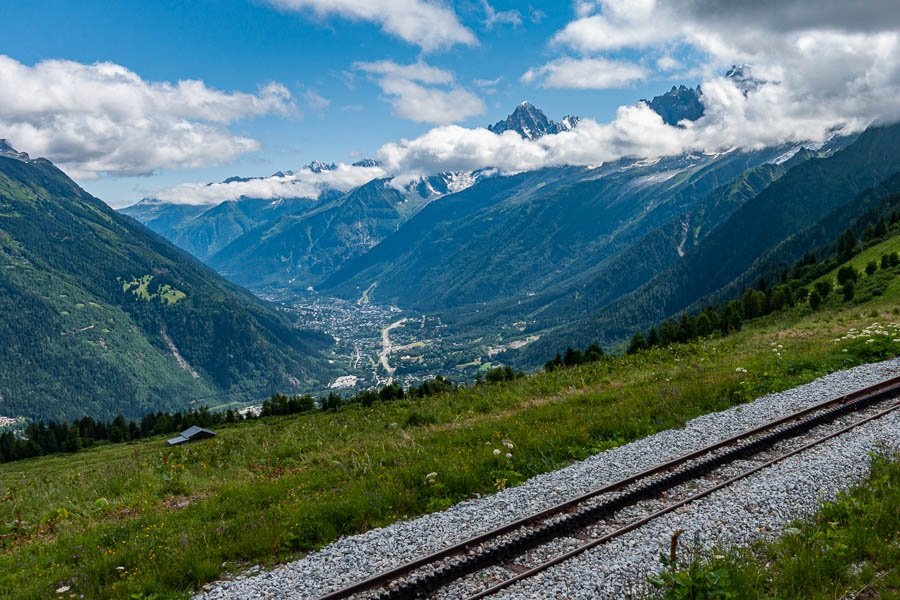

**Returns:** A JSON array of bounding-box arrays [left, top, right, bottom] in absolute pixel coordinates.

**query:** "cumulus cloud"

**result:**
[[656, 55, 682, 71], [264, 0, 476, 52], [0, 55, 294, 179], [426, 0, 893, 181], [521, 57, 647, 89], [378, 52, 900, 183], [150, 162, 386, 205], [354, 60, 485, 124]]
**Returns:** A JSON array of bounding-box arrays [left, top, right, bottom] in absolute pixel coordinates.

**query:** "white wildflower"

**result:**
[[505, 452, 512, 459], [493, 448, 501, 456]]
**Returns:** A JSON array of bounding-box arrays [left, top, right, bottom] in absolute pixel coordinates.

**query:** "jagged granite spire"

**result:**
[[643, 85, 704, 127], [306, 160, 337, 173], [487, 102, 580, 140]]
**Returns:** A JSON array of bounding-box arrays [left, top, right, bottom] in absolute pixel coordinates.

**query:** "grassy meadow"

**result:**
[[2, 240, 900, 599]]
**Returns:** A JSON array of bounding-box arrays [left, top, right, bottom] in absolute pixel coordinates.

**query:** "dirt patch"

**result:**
[[158, 493, 208, 512]]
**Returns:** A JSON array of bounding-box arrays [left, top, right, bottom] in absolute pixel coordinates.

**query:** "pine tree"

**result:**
[[837, 228, 857, 258], [627, 332, 647, 354]]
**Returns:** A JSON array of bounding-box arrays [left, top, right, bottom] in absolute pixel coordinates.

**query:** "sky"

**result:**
[[1, 0, 899, 208]]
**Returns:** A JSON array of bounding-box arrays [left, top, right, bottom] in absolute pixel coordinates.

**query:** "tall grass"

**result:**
[[1, 298, 898, 598]]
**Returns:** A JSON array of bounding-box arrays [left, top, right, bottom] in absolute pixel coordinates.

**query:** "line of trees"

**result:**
[[0, 407, 219, 463], [0, 375, 457, 464]]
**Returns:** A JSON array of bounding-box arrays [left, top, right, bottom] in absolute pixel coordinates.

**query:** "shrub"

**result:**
[[814, 280, 832, 300], [837, 265, 858, 286], [841, 280, 855, 302], [808, 290, 822, 311], [866, 261, 877, 275]]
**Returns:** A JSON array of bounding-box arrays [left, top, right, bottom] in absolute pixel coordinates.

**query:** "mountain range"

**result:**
[[487, 101, 580, 139], [117, 76, 900, 377]]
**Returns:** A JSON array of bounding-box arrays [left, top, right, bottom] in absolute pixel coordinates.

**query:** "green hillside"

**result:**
[[121, 195, 321, 262], [527, 123, 900, 361], [1, 224, 897, 599], [0, 155, 333, 422], [208, 178, 409, 290]]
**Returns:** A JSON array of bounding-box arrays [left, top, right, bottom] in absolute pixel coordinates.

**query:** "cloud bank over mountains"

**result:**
[[150, 162, 386, 205], [0, 55, 295, 179], [377, 0, 900, 182], [3, 1, 900, 207]]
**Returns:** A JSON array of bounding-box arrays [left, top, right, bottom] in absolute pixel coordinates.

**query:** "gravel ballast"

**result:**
[[194, 358, 900, 600]]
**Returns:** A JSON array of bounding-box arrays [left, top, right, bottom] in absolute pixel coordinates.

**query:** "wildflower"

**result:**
[[505, 453, 512, 459], [56, 586, 70, 594], [501, 439, 514, 449], [492, 448, 501, 456], [425, 472, 438, 485]]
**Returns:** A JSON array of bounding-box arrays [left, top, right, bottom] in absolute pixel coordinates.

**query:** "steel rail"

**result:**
[[315, 374, 900, 600], [466, 398, 900, 599]]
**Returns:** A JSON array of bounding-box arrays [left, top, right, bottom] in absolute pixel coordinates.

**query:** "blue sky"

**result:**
[[0, 1, 699, 206], [1, 1, 898, 207]]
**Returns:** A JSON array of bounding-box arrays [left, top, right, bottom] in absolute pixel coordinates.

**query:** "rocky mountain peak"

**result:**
[[725, 64, 763, 93], [352, 158, 380, 168], [0, 139, 30, 162], [488, 102, 580, 140], [643, 84, 704, 127], [306, 160, 337, 173]]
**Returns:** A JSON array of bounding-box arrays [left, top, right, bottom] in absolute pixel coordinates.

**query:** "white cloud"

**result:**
[[481, 0, 521, 29], [473, 76, 503, 87], [150, 162, 386, 205], [521, 57, 647, 89], [0, 55, 294, 178], [378, 55, 900, 183], [478, 0, 900, 173], [354, 60, 485, 124], [656, 55, 682, 71], [265, 0, 476, 52], [303, 89, 330, 117]]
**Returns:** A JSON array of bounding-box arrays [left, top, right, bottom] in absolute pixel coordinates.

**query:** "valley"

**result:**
[[275, 292, 539, 392], [3, 6, 900, 598]]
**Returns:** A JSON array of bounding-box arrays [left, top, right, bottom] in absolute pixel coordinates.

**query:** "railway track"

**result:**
[[315, 375, 900, 600]]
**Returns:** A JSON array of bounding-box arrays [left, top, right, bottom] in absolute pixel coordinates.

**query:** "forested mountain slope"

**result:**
[[0, 153, 333, 422], [323, 145, 815, 312], [524, 123, 900, 361], [461, 150, 819, 333], [208, 178, 415, 290], [121, 194, 324, 262]]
